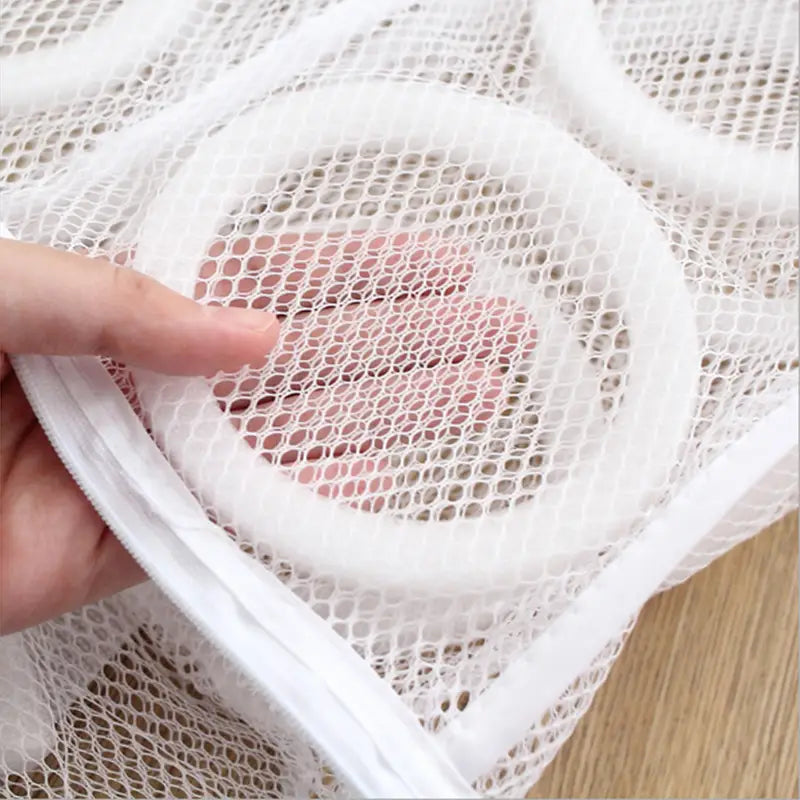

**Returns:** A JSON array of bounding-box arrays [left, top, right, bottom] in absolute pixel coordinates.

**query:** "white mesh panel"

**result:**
[[1, 0, 797, 796]]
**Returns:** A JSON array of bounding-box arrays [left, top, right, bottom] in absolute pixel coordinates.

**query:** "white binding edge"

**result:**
[[0, 219, 142, 772], [532, 0, 799, 215], [0, 0, 200, 114], [437, 387, 799, 780], [12, 352, 476, 800], [130, 78, 700, 593]]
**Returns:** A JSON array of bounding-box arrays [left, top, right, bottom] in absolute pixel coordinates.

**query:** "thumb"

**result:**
[[0, 238, 280, 376]]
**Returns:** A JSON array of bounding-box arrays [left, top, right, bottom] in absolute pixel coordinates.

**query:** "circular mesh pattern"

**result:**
[[1, 0, 797, 796], [188, 145, 626, 527]]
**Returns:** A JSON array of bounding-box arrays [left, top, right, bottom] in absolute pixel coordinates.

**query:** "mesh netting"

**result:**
[[1, 0, 797, 796]]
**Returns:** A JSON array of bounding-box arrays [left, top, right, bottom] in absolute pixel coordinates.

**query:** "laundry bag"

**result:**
[[1, 0, 797, 796]]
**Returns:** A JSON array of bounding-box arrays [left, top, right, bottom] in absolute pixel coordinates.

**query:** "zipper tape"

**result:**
[[12, 351, 475, 800]]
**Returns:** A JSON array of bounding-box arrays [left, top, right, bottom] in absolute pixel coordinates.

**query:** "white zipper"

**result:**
[[12, 352, 476, 800]]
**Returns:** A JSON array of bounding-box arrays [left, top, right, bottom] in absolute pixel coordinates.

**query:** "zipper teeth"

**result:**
[[13, 357, 158, 581], [11, 356, 243, 674], [9, 355, 337, 780], [10, 353, 477, 799], [10, 353, 367, 792]]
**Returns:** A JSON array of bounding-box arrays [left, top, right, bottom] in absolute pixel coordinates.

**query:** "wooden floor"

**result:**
[[528, 512, 798, 799]]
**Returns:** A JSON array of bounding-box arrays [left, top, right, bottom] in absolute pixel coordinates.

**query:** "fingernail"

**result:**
[[208, 305, 279, 335]]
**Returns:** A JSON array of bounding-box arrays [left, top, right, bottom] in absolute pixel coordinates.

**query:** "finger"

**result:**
[[0, 420, 145, 633], [215, 294, 537, 403], [0, 239, 280, 376], [229, 363, 506, 465], [197, 231, 474, 313]]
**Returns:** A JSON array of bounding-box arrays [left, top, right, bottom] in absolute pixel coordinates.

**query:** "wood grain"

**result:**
[[529, 512, 798, 799]]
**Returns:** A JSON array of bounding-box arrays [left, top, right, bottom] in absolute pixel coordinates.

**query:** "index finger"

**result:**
[[0, 238, 280, 376]]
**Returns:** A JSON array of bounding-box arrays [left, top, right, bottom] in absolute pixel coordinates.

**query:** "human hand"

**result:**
[[1, 231, 536, 633], [0, 238, 280, 634]]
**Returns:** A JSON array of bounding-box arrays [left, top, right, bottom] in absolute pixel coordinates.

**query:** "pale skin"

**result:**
[[0, 238, 281, 634], [1, 235, 535, 635]]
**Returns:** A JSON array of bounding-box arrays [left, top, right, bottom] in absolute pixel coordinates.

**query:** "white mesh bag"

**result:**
[[1, 0, 797, 797]]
